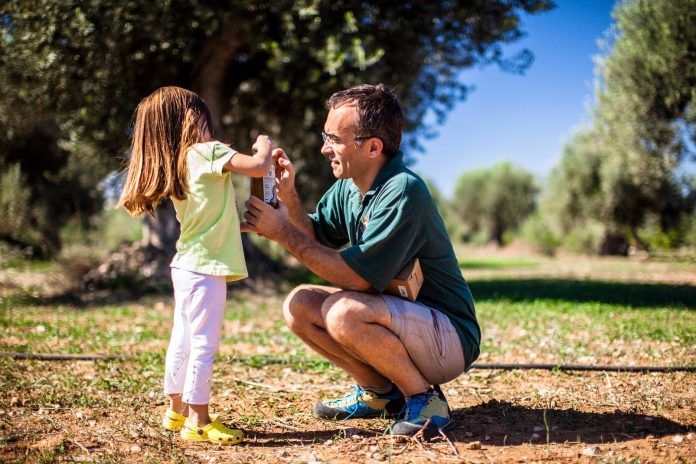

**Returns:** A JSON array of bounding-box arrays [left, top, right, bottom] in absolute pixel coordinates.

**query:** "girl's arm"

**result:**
[[224, 135, 273, 177]]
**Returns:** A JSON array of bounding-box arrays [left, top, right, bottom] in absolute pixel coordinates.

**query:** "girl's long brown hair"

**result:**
[[118, 86, 213, 216]]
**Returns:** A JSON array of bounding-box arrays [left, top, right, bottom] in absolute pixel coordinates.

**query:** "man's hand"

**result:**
[[242, 195, 290, 241], [243, 194, 371, 292], [273, 148, 295, 201]]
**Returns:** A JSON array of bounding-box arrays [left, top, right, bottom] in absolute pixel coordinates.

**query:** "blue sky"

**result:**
[[413, 1, 616, 198]]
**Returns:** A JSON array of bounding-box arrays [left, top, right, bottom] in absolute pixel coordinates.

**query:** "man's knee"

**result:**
[[282, 284, 325, 331], [322, 292, 367, 341]]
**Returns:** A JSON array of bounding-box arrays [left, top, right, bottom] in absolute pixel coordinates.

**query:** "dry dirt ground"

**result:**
[[1, 253, 695, 463], [2, 359, 695, 463]]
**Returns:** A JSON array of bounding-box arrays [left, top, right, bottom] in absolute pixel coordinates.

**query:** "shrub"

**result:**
[[0, 163, 44, 254], [562, 222, 604, 255], [520, 214, 560, 256]]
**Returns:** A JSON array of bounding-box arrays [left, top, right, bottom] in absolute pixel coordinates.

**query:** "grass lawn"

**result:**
[[0, 253, 694, 463]]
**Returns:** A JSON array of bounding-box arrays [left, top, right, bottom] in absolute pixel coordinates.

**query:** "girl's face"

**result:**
[[186, 108, 212, 142], [200, 120, 212, 142]]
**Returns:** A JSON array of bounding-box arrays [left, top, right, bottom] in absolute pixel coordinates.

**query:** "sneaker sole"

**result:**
[[391, 418, 455, 439], [314, 402, 400, 421], [314, 403, 379, 420]]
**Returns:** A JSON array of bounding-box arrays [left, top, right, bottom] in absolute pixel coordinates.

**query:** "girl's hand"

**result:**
[[273, 148, 295, 199], [252, 135, 273, 157]]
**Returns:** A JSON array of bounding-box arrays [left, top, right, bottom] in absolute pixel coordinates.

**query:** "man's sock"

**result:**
[[364, 383, 397, 396]]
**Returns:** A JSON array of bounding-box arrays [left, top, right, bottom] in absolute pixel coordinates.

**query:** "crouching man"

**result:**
[[243, 84, 480, 437]]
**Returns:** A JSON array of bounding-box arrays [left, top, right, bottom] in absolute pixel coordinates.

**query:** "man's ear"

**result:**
[[367, 137, 384, 159]]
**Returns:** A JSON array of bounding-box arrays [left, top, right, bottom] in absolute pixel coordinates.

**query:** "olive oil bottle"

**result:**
[[250, 163, 278, 207]]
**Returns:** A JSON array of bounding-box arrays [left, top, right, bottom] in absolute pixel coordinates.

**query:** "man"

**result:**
[[243, 84, 480, 437]]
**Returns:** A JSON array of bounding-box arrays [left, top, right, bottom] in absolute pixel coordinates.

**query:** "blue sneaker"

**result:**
[[390, 387, 453, 438], [314, 385, 405, 420]]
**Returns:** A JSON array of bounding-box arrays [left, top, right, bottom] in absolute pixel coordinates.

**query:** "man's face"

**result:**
[[321, 105, 370, 180]]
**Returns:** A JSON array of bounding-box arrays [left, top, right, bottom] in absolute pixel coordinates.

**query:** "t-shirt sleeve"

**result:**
[[309, 181, 350, 248], [339, 180, 425, 292], [209, 142, 237, 175]]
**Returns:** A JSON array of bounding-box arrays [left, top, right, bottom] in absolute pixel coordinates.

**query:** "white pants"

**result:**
[[164, 268, 227, 405]]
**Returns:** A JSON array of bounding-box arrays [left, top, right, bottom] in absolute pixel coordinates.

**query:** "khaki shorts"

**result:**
[[382, 295, 466, 385]]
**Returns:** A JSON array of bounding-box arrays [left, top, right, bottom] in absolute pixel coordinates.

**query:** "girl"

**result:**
[[119, 86, 272, 445]]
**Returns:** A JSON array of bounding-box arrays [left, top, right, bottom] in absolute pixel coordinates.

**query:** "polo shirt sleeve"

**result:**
[[309, 181, 350, 248], [340, 179, 425, 292]]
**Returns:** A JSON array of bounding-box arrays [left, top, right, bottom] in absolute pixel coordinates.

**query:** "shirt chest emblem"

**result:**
[[358, 215, 369, 237]]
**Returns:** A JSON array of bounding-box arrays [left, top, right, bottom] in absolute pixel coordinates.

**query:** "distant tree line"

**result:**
[[440, 0, 696, 255]]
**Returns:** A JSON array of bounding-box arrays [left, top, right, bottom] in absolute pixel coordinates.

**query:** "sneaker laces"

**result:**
[[327, 385, 364, 406], [327, 385, 387, 420], [344, 385, 372, 420]]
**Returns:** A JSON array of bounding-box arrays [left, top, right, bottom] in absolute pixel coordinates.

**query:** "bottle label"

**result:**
[[262, 164, 276, 204]]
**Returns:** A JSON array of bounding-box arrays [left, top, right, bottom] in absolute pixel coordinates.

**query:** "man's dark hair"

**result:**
[[327, 84, 403, 156]]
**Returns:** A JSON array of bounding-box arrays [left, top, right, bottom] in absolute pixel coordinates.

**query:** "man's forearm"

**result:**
[[280, 189, 315, 238], [275, 222, 370, 291]]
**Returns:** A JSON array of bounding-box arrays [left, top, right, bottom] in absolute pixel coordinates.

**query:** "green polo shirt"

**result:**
[[309, 152, 480, 367]]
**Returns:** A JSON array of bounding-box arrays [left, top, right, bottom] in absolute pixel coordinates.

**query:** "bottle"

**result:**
[[250, 162, 278, 208]]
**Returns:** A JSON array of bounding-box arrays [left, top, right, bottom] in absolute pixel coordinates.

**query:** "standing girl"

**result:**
[[119, 86, 272, 445]]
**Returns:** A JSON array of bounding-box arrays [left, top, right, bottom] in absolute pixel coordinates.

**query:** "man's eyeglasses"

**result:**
[[321, 131, 378, 147]]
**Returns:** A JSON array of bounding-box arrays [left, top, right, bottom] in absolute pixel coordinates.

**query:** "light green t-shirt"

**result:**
[[170, 141, 248, 281]]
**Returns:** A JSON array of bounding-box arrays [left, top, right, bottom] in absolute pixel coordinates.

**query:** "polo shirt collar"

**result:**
[[363, 150, 405, 200]]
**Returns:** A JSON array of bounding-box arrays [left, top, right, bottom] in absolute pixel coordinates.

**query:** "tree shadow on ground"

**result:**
[[231, 399, 693, 448], [469, 279, 696, 309], [4, 272, 294, 309], [449, 400, 693, 445], [238, 430, 344, 448]]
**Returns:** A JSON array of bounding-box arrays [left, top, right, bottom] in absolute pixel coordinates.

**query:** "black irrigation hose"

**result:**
[[471, 363, 696, 373], [1, 351, 694, 372], [0, 352, 130, 361]]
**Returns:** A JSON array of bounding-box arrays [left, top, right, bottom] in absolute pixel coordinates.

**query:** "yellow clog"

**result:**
[[180, 417, 243, 445]]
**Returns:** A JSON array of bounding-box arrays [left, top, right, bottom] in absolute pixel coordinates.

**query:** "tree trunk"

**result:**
[[490, 221, 504, 247], [191, 20, 242, 135], [142, 200, 179, 254], [598, 232, 629, 256], [629, 226, 648, 253]]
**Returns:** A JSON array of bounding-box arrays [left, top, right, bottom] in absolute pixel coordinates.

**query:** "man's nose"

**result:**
[[320, 143, 333, 156]]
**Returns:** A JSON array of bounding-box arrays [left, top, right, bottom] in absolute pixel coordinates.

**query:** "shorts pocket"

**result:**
[[429, 309, 444, 357]]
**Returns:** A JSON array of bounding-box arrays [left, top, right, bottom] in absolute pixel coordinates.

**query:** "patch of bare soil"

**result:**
[[1, 360, 694, 463]]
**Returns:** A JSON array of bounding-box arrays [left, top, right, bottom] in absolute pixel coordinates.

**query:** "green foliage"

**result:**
[[421, 175, 461, 240], [0, 163, 35, 246], [454, 162, 538, 245], [638, 226, 682, 252], [519, 213, 560, 256], [600, 0, 696, 155], [0, 0, 554, 252], [0, 242, 29, 269], [0, 125, 107, 255], [546, 0, 696, 255], [542, 130, 604, 233], [685, 215, 696, 248], [458, 257, 539, 270], [52, 208, 143, 281], [637, 213, 696, 251], [561, 222, 604, 255], [59, 207, 143, 252]]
